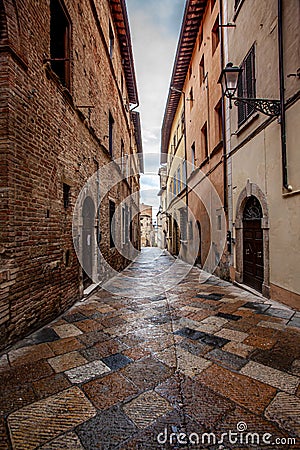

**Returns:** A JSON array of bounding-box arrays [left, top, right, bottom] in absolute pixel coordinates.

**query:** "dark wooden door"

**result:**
[[243, 197, 264, 292], [82, 197, 95, 290]]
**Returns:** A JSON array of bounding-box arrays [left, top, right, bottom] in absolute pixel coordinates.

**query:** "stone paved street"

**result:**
[[1, 248, 300, 449]]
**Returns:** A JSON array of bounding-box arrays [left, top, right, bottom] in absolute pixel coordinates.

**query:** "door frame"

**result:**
[[235, 181, 270, 298]]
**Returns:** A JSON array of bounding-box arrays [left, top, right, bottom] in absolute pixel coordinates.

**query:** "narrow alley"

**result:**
[[1, 248, 299, 449]]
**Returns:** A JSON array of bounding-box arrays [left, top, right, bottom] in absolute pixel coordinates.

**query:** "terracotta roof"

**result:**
[[110, 0, 138, 105], [161, 0, 207, 162]]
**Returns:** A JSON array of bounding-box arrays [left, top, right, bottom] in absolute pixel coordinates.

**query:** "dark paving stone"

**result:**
[[76, 406, 137, 449], [149, 295, 167, 302], [205, 348, 248, 371], [264, 308, 294, 320], [216, 312, 242, 321], [288, 317, 300, 329], [101, 353, 133, 371], [30, 327, 60, 344], [195, 293, 224, 301], [242, 302, 271, 314], [121, 357, 173, 391], [198, 333, 230, 348], [174, 327, 207, 341], [178, 340, 212, 357], [63, 312, 88, 323]]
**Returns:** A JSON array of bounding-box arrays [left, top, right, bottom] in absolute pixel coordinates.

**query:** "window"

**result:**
[[189, 65, 192, 79], [109, 200, 115, 248], [120, 139, 124, 173], [173, 176, 176, 195], [235, 0, 243, 9], [237, 45, 256, 126], [215, 100, 223, 142], [181, 110, 185, 133], [182, 160, 187, 186], [122, 205, 129, 244], [201, 123, 208, 158], [50, 0, 71, 89], [191, 142, 196, 170], [212, 15, 220, 54], [189, 87, 194, 103], [109, 22, 114, 59], [177, 167, 181, 193], [199, 55, 205, 85], [109, 112, 114, 157], [63, 183, 70, 208]]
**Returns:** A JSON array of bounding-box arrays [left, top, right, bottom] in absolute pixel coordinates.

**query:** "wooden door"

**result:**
[[243, 196, 264, 292]]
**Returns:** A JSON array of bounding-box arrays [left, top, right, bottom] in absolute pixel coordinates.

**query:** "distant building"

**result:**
[[0, 0, 142, 348], [140, 204, 154, 247]]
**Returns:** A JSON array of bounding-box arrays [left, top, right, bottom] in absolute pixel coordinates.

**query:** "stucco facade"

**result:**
[[223, 0, 300, 306]]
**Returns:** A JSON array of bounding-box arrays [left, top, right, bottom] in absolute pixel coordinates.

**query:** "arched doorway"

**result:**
[[243, 196, 264, 292], [196, 221, 202, 266], [173, 219, 180, 256], [82, 196, 95, 289]]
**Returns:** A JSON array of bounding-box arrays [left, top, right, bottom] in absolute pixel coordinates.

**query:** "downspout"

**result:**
[[278, 0, 291, 190], [219, 0, 228, 211]]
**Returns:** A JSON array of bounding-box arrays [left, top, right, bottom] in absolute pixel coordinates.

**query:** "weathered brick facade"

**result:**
[[0, 0, 142, 349]]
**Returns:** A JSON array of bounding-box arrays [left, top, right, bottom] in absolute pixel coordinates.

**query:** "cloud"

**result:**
[[126, 0, 185, 210]]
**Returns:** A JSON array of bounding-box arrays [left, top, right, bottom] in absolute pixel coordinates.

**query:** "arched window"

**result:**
[[243, 196, 262, 221]]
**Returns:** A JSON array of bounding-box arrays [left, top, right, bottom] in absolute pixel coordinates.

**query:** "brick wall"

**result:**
[[0, 0, 141, 349]]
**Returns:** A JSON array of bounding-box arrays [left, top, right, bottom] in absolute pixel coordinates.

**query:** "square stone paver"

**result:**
[[222, 341, 255, 358], [121, 357, 173, 390], [205, 348, 247, 371], [176, 348, 212, 378], [65, 360, 111, 384], [123, 390, 173, 428], [215, 328, 249, 342], [53, 324, 83, 338], [198, 364, 276, 415], [33, 373, 71, 400], [265, 392, 300, 437], [240, 361, 300, 394], [83, 372, 138, 410], [48, 351, 87, 373], [76, 406, 137, 449], [7, 387, 97, 449], [101, 353, 133, 371], [243, 334, 277, 349], [8, 343, 54, 366], [216, 312, 242, 321], [48, 337, 84, 356]]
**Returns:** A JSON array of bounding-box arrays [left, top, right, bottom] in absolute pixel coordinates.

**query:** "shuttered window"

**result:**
[[109, 200, 115, 248], [237, 45, 256, 127]]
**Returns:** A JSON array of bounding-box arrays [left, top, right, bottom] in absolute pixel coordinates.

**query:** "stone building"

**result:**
[[140, 203, 153, 247], [222, 0, 300, 306], [0, 0, 142, 348], [160, 0, 228, 277]]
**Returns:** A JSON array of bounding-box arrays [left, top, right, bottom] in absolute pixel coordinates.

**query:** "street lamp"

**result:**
[[218, 62, 281, 117]]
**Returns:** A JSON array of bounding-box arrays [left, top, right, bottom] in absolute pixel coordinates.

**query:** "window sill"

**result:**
[[44, 62, 74, 106], [235, 112, 260, 136]]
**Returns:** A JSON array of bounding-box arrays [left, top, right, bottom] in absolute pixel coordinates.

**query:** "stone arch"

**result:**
[[234, 180, 270, 298]]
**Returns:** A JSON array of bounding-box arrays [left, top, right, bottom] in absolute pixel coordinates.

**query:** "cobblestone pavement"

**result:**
[[1, 248, 300, 449]]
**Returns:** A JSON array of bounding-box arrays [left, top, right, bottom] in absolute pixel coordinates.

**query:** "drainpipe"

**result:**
[[219, 0, 228, 212], [278, 0, 291, 191]]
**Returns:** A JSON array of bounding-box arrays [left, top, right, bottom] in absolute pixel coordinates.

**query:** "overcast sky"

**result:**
[[126, 0, 186, 220]]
